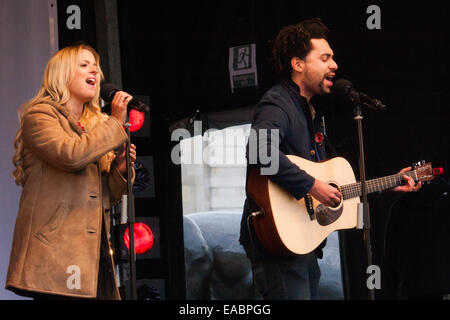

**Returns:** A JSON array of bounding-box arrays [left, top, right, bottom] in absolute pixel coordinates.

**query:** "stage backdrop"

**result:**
[[0, 0, 58, 300]]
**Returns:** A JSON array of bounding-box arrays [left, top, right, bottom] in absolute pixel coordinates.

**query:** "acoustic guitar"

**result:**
[[247, 156, 437, 256]]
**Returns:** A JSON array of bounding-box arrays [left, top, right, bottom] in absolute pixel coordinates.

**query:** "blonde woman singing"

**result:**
[[6, 43, 136, 300]]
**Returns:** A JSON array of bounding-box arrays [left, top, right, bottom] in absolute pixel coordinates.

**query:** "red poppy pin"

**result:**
[[77, 121, 85, 130], [315, 132, 324, 145]]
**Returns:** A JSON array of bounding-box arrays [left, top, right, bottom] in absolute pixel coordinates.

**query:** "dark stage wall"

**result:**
[[57, 0, 449, 299], [115, 0, 450, 174]]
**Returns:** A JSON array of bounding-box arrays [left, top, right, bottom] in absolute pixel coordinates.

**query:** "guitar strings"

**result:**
[[341, 170, 416, 200]]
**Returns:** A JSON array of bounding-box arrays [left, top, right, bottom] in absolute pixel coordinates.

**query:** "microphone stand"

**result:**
[[124, 119, 137, 300], [352, 96, 375, 301]]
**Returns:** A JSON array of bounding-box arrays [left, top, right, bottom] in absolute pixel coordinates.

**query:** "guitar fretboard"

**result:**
[[341, 170, 417, 200]]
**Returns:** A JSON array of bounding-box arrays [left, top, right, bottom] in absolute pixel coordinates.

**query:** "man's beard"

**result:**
[[316, 79, 330, 96], [318, 81, 326, 95], [304, 69, 329, 96]]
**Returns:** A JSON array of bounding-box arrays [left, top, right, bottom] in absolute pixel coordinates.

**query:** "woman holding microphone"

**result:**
[[6, 43, 136, 300]]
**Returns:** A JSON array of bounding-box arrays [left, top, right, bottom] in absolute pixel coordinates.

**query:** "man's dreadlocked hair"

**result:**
[[272, 18, 329, 78]]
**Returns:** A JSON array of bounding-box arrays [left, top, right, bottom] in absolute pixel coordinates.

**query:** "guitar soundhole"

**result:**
[[315, 182, 344, 226]]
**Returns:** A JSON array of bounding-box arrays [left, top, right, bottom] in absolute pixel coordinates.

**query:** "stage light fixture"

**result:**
[[128, 109, 145, 132], [124, 222, 154, 254]]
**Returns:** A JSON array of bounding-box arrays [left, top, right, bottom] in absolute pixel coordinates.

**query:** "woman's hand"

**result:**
[[114, 143, 136, 174], [111, 90, 133, 125]]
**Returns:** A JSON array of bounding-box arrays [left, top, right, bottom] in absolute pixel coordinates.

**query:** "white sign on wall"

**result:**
[[228, 44, 258, 92]]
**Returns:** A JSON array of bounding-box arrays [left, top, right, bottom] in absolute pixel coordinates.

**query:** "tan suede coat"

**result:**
[[6, 99, 130, 299]]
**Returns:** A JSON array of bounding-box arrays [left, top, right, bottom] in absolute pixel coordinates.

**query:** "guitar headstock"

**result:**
[[413, 161, 437, 184]]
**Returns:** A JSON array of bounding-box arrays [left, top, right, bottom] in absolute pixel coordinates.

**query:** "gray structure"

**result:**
[[184, 212, 344, 300]]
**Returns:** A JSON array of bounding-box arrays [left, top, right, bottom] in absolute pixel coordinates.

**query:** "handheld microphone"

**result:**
[[100, 83, 150, 112], [333, 79, 387, 111]]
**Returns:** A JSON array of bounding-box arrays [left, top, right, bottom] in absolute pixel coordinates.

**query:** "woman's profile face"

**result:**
[[68, 49, 99, 104]]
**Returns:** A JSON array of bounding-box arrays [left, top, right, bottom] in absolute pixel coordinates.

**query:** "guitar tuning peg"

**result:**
[[421, 160, 426, 165]]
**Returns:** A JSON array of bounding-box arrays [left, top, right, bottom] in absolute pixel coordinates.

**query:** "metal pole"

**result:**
[[354, 103, 375, 301], [124, 122, 137, 300]]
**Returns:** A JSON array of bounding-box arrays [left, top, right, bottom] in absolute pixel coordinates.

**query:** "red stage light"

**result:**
[[124, 222, 154, 254], [128, 109, 145, 132]]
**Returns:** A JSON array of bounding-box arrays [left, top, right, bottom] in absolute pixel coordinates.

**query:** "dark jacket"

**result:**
[[240, 79, 330, 259]]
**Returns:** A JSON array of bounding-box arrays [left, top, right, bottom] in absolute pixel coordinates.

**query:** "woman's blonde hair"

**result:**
[[12, 43, 109, 185]]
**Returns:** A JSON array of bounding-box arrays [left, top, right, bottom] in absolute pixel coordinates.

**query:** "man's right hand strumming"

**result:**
[[309, 179, 342, 207]]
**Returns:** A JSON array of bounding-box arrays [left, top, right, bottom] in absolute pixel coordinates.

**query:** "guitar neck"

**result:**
[[341, 170, 417, 200]]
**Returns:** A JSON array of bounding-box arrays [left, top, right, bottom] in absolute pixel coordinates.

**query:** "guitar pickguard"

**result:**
[[314, 181, 344, 226], [315, 203, 344, 226]]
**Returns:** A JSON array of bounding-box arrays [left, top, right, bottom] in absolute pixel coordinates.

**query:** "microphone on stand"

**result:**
[[333, 79, 387, 111], [100, 83, 150, 112], [100, 82, 141, 300]]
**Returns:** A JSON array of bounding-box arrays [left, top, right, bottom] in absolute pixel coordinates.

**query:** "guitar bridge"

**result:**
[[305, 194, 315, 220]]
